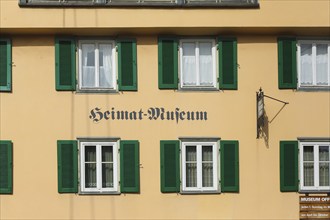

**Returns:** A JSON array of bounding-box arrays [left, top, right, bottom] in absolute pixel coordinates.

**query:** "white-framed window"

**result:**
[[78, 40, 117, 91], [179, 39, 217, 89], [181, 141, 219, 192], [297, 40, 330, 88], [80, 141, 119, 193], [299, 141, 330, 192]]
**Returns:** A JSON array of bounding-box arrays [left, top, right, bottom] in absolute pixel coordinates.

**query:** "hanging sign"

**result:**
[[300, 196, 330, 219], [256, 88, 264, 138]]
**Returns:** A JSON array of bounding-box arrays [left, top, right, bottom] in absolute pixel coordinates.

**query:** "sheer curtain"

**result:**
[[82, 44, 96, 88], [85, 146, 96, 188], [199, 43, 213, 86], [99, 44, 113, 88], [202, 146, 213, 187], [303, 146, 314, 187], [319, 146, 329, 187], [102, 146, 113, 188], [300, 44, 313, 85], [182, 43, 197, 86], [186, 146, 197, 187], [316, 44, 329, 86]]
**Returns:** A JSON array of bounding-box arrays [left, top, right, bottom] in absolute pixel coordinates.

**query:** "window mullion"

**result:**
[[196, 42, 200, 86], [315, 145, 319, 188], [312, 43, 317, 86], [197, 144, 202, 189], [97, 144, 102, 190], [95, 43, 100, 88], [328, 44, 330, 86]]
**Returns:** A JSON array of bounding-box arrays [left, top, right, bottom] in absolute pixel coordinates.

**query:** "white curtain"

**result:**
[[99, 44, 113, 88], [319, 146, 329, 187], [202, 146, 213, 187], [82, 44, 96, 88], [186, 146, 197, 187], [199, 43, 213, 86], [182, 43, 197, 86], [316, 44, 329, 85], [303, 146, 314, 187], [85, 146, 96, 188], [300, 44, 313, 85], [102, 146, 113, 188]]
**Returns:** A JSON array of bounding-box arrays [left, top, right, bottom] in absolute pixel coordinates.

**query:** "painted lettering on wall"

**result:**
[[89, 107, 208, 124]]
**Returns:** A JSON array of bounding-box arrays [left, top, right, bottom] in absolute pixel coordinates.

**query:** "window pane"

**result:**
[[99, 44, 113, 88], [199, 42, 213, 86], [300, 44, 313, 85], [85, 163, 96, 188], [303, 146, 314, 161], [319, 146, 330, 187], [102, 146, 113, 162], [182, 43, 197, 86], [82, 44, 96, 87], [102, 163, 114, 188], [202, 145, 213, 161], [186, 146, 196, 161], [202, 146, 213, 187], [85, 146, 96, 162], [316, 44, 329, 85], [319, 146, 329, 161], [186, 145, 197, 187], [303, 146, 314, 187]]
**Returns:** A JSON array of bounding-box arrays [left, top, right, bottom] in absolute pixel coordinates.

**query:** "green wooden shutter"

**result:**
[[158, 37, 178, 89], [117, 39, 137, 91], [57, 140, 78, 193], [221, 140, 239, 192], [278, 37, 297, 89], [0, 141, 13, 194], [280, 140, 298, 192], [55, 37, 76, 91], [0, 39, 12, 92], [160, 140, 180, 193], [120, 140, 139, 193], [218, 37, 237, 90]]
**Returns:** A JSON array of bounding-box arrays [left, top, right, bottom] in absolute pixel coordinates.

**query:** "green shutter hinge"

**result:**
[[116, 45, 118, 52], [217, 77, 219, 83]]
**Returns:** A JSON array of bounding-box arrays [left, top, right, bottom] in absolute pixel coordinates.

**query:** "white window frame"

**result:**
[[179, 39, 217, 89], [78, 40, 117, 91], [80, 141, 119, 193], [181, 141, 219, 193], [299, 141, 330, 192], [297, 40, 330, 88]]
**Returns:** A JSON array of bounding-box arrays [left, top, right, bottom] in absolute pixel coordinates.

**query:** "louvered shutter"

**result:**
[[280, 141, 298, 192], [0, 39, 12, 92], [57, 140, 78, 193], [55, 37, 76, 91], [221, 140, 239, 192], [0, 141, 13, 194], [278, 37, 297, 89], [117, 39, 137, 91], [120, 140, 140, 193], [218, 37, 237, 90], [160, 140, 180, 192], [158, 37, 178, 89]]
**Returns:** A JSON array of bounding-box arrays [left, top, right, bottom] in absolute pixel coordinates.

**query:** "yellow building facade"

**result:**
[[0, 0, 329, 219]]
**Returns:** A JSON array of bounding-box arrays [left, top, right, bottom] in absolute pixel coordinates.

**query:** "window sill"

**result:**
[[79, 191, 121, 195], [297, 86, 330, 92], [299, 190, 330, 194], [19, 1, 259, 8], [76, 89, 120, 94], [181, 190, 220, 194], [179, 87, 219, 92]]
